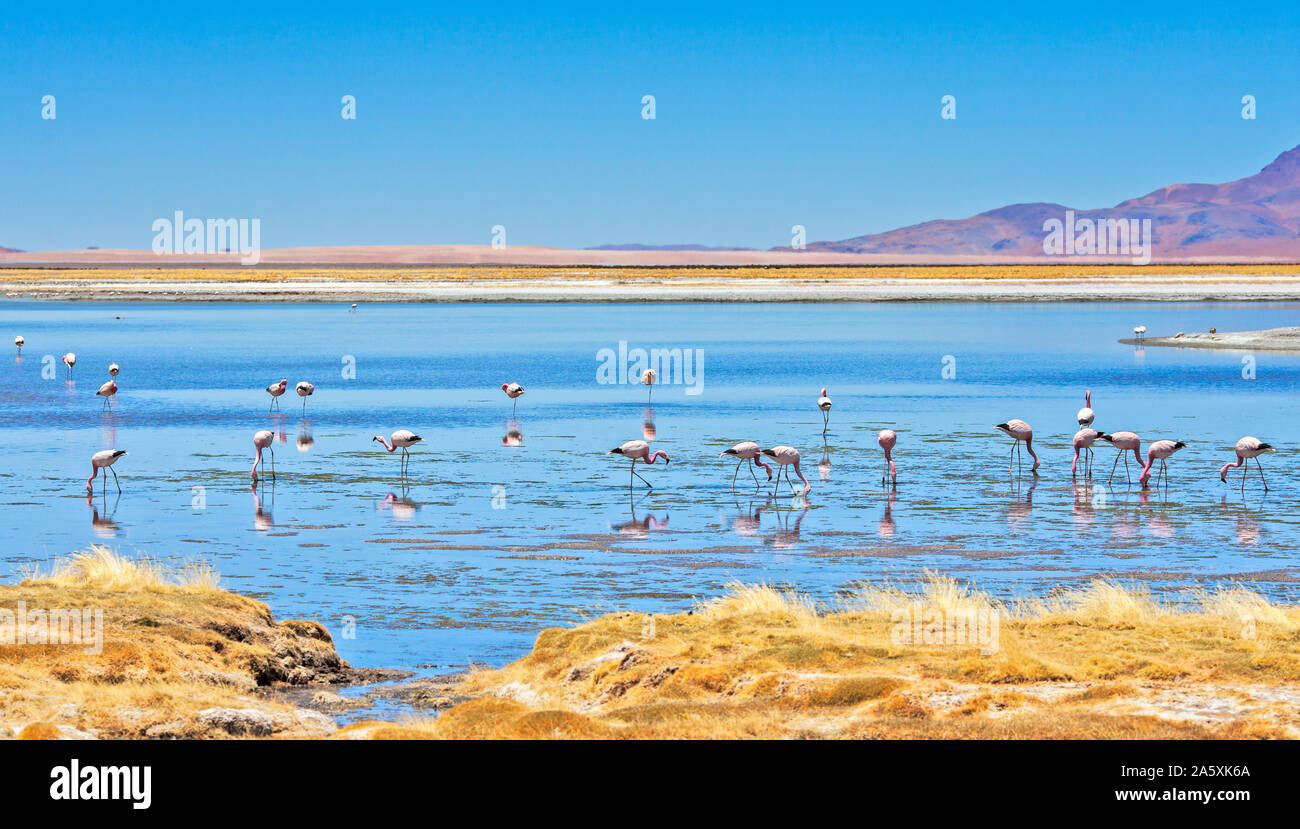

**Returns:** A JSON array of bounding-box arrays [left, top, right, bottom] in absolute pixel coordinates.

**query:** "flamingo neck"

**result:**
[[646, 450, 669, 464], [376, 437, 395, 452]]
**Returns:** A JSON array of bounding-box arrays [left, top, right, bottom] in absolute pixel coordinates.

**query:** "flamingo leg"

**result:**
[[630, 459, 653, 489], [269, 446, 275, 481], [748, 460, 761, 488], [1108, 451, 1122, 485], [1256, 457, 1268, 492], [822, 410, 828, 434], [731, 459, 742, 490], [110, 466, 121, 494]]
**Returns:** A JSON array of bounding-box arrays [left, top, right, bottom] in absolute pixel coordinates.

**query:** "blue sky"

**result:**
[[2, 1, 1298, 251]]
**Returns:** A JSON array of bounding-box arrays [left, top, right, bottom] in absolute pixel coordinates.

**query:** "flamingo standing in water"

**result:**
[[62, 352, 76, 379], [1139, 439, 1186, 489], [109, 363, 120, 377], [501, 382, 524, 413], [266, 379, 288, 411], [295, 381, 314, 414], [373, 430, 424, 477], [86, 449, 127, 493], [994, 420, 1039, 475], [1076, 390, 1094, 427], [818, 389, 832, 433], [720, 441, 772, 490], [640, 369, 657, 402], [252, 430, 276, 479], [95, 379, 118, 410], [1219, 436, 1275, 492], [761, 445, 810, 495], [1072, 428, 1102, 478], [877, 429, 897, 484], [1098, 431, 1142, 484], [607, 440, 670, 489], [14, 336, 23, 354], [1134, 325, 1147, 340]]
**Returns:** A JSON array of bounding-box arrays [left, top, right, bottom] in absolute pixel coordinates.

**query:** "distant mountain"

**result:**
[[0, 246, 22, 253], [798, 144, 1300, 259], [587, 243, 755, 252]]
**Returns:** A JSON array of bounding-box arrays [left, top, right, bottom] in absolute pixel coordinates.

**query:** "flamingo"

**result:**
[[1134, 325, 1147, 340], [14, 336, 23, 354], [252, 430, 276, 479], [607, 440, 669, 488], [1139, 439, 1186, 488], [1072, 428, 1102, 478], [108, 363, 120, 377], [295, 381, 314, 414], [720, 441, 772, 490], [817, 389, 832, 433], [86, 449, 127, 493], [994, 420, 1039, 475], [1077, 390, 1094, 427], [266, 379, 287, 411], [501, 382, 524, 413], [1219, 436, 1275, 492], [640, 369, 657, 401], [761, 445, 810, 495], [95, 379, 118, 410], [877, 429, 897, 484], [62, 352, 76, 379], [1097, 431, 1142, 484], [373, 430, 424, 477]]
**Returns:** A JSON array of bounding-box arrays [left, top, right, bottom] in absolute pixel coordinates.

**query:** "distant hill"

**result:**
[[797, 144, 1300, 259]]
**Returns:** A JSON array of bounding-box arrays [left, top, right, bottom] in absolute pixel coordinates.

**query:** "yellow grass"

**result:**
[[4, 264, 1300, 285], [1, 547, 346, 739], [406, 577, 1300, 740], [20, 545, 219, 592]]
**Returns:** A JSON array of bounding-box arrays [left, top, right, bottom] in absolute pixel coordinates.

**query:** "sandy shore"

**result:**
[[6, 268, 1300, 302], [1122, 327, 1300, 351]]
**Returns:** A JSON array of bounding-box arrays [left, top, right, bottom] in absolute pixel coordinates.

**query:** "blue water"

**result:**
[[2, 301, 1298, 690]]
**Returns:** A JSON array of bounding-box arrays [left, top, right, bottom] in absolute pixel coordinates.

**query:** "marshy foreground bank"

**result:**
[[5, 264, 1300, 302], [5, 550, 1298, 740]]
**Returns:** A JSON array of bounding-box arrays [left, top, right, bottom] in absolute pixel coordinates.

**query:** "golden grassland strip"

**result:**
[[7, 549, 1299, 740], [344, 577, 1300, 740], [5, 264, 1300, 284]]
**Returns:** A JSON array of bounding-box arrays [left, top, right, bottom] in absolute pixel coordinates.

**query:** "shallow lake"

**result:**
[[2, 300, 1297, 698]]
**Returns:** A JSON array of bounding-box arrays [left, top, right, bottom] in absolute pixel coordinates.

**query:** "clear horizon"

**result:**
[[3, 1, 1299, 251]]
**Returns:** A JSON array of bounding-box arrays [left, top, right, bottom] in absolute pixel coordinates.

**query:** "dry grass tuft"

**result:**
[[20, 546, 219, 592]]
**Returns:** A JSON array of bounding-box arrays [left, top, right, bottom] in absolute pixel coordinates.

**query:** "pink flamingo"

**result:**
[[108, 362, 120, 377], [501, 382, 525, 413], [62, 352, 76, 379], [720, 441, 772, 489], [1072, 428, 1101, 478], [818, 389, 832, 433], [86, 449, 127, 493], [1077, 390, 1094, 427], [877, 429, 897, 484], [1098, 431, 1142, 484], [640, 369, 657, 402], [1139, 439, 1186, 488], [252, 430, 276, 479], [1219, 436, 1275, 492], [761, 445, 810, 495], [607, 439, 670, 488], [295, 381, 314, 414], [266, 379, 287, 411], [95, 379, 118, 410], [373, 429, 424, 477], [994, 420, 1039, 475]]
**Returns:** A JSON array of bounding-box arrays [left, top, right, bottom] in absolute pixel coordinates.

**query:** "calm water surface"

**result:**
[[2, 301, 1298, 701]]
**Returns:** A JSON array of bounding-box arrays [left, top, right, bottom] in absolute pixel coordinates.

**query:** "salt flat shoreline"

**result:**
[[8, 273, 1300, 303], [1122, 326, 1300, 352]]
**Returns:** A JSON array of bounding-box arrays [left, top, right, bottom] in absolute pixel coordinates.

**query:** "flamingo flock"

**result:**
[[9, 330, 1279, 498]]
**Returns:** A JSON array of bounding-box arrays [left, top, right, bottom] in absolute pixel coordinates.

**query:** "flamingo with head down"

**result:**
[[1219, 436, 1274, 492], [720, 441, 772, 490], [607, 440, 669, 489]]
